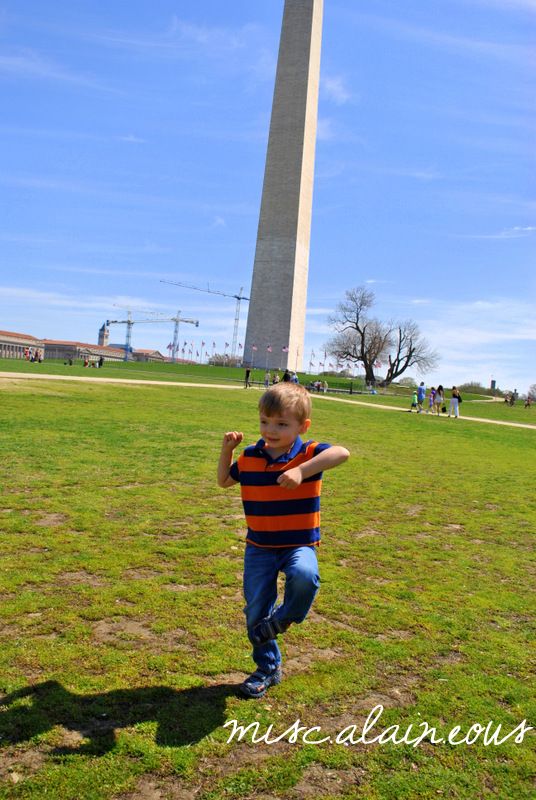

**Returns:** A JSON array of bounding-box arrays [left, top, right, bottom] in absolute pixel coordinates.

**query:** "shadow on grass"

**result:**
[[0, 680, 238, 755]]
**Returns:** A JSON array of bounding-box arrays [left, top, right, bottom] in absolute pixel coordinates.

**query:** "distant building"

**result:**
[[1, 328, 164, 363], [43, 340, 125, 362], [98, 324, 110, 347], [133, 349, 166, 363], [0, 330, 44, 359]]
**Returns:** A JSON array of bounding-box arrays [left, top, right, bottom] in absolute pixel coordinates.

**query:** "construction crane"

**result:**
[[168, 310, 199, 363], [105, 307, 198, 362], [160, 279, 249, 360]]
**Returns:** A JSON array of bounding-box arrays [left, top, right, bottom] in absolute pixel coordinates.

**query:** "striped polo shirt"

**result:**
[[229, 436, 331, 548]]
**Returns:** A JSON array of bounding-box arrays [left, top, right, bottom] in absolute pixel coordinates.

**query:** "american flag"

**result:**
[[252, 345, 258, 351], [238, 343, 243, 349], [282, 346, 289, 352], [266, 345, 272, 352], [212, 341, 216, 348], [225, 342, 230, 348], [201, 341, 205, 347]]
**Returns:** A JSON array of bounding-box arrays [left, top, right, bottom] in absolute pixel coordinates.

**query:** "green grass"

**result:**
[[0, 356, 372, 392], [0, 377, 534, 799]]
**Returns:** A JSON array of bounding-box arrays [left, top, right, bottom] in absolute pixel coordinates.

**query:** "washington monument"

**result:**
[[243, 0, 323, 372]]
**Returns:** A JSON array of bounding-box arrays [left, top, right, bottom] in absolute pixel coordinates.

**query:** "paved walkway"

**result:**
[[0, 371, 240, 391], [1, 371, 534, 431], [312, 393, 536, 431]]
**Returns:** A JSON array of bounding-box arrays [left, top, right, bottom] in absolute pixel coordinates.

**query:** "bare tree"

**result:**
[[326, 287, 439, 386], [528, 383, 536, 400], [383, 320, 439, 385], [327, 288, 390, 384]]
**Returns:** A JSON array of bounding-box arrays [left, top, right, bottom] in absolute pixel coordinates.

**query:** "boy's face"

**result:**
[[259, 409, 311, 455]]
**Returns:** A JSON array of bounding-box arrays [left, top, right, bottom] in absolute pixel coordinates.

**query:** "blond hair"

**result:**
[[258, 382, 312, 423]]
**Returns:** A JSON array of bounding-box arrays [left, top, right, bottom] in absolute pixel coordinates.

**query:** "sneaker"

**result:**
[[251, 616, 289, 646], [239, 667, 282, 699]]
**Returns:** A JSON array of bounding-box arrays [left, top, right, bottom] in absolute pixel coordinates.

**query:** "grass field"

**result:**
[[2, 358, 533, 427], [0, 376, 534, 799]]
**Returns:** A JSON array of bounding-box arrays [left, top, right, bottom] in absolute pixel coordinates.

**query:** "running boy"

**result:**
[[217, 383, 350, 698]]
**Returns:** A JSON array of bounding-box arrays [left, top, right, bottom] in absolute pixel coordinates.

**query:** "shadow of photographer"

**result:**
[[0, 680, 238, 755]]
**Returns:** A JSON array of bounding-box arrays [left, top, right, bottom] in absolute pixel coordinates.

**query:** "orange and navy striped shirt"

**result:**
[[229, 436, 331, 548]]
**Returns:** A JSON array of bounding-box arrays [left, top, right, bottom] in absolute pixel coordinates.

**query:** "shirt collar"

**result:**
[[256, 435, 304, 464]]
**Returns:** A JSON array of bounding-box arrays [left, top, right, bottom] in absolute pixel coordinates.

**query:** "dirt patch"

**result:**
[[203, 671, 246, 686], [444, 524, 464, 532], [166, 519, 194, 529], [162, 583, 190, 592], [434, 650, 466, 666], [91, 619, 192, 651], [55, 570, 107, 587], [283, 645, 345, 674], [307, 609, 361, 634], [354, 527, 385, 538], [0, 745, 48, 782], [375, 629, 413, 642], [485, 503, 499, 511], [364, 575, 391, 585], [0, 622, 20, 637], [35, 513, 67, 527], [155, 532, 188, 541], [109, 775, 200, 800], [405, 505, 424, 517], [123, 568, 166, 580], [290, 764, 365, 797]]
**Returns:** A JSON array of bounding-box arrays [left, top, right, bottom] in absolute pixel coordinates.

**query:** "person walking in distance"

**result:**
[[448, 386, 462, 418], [434, 385, 445, 416], [417, 382, 426, 414]]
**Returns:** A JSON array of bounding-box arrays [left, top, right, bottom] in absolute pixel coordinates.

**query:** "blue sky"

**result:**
[[1, 0, 534, 391]]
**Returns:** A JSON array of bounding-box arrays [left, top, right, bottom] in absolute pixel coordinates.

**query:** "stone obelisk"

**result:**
[[244, 0, 323, 372]]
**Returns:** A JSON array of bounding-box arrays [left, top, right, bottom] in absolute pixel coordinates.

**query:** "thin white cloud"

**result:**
[[47, 266, 177, 279], [0, 173, 167, 206], [0, 50, 114, 91], [462, 0, 536, 12], [317, 117, 336, 142], [0, 234, 172, 257], [321, 75, 353, 105], [306, 307, 335, 316], [117, 134, 146, 144], [0, 286, 167, 314], [88, 17, 259, 62], [346, 12, 534, 65], [460, 225, 536, 239]]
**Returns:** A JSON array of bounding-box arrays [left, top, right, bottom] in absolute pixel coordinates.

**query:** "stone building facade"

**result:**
[[0, 330, 44, 359], [43, 340, 125, 362]]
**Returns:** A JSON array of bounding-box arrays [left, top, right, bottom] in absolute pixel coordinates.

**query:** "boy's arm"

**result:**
[[217, 431, 243, 488], [277, 445, 350, 490]]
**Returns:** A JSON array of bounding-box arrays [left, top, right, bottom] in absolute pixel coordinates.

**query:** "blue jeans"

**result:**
[[243, 543, 320, 674]]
